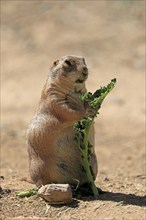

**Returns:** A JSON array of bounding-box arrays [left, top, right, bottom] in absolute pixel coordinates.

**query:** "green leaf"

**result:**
[[74, 78, 116, 198], [16, 188, 38, 197]]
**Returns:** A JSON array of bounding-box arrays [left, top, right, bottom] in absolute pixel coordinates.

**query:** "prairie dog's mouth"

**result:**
[[75, 79, 85, 84], [75, 74, 88, 84]]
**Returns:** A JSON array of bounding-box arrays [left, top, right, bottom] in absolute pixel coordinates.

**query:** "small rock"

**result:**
[[38, 184, 72, 204]]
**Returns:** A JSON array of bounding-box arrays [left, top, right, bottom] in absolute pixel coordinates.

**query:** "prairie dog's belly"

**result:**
[[27, 115, 97, 186], [53, 125, 95, 185], [54, 127, 85, 183]]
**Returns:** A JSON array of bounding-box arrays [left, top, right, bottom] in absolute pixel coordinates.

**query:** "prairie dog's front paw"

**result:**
[[84, 101, 96, 116], [87, 108, 96, 116]]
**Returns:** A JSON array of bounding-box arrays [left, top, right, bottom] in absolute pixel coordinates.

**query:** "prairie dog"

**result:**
[[26, 55, 97, 187]]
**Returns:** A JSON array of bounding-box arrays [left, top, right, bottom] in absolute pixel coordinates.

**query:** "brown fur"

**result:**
[[26, 55, 97, 187]]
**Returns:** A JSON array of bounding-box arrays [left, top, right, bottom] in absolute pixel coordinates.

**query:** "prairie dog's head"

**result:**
[[49, 55, 88, 86]]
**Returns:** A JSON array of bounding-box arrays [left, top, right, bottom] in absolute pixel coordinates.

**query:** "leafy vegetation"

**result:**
[[74, 78, 116, 197], [16, 188, 38, 197]]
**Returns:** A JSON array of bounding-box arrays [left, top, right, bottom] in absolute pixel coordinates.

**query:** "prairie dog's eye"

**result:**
[[64, 59, 72, 66], [53, 60, 59, 67]]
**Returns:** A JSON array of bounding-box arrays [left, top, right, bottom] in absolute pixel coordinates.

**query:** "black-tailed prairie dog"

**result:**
[[26, 55, 97, 187]]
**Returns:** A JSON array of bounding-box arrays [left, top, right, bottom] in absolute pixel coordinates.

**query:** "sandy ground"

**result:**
[[1, 1, 145, 220]]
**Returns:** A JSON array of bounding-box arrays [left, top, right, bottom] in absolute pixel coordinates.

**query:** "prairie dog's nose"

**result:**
[[82, 66, 88, 75]]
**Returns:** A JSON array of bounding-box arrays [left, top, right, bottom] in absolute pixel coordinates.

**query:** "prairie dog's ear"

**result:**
[[53, 59, 59, 67]]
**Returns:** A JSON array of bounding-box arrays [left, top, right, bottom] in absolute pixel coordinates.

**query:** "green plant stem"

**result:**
[[82, 118, 99, 197]]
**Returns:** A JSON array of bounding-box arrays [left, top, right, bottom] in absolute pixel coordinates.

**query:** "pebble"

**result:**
[[38, 183, 72, 205]]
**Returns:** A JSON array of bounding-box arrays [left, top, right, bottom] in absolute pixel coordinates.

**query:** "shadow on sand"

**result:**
[[50, 191, 146, 208], [80, 191, 146, 207]]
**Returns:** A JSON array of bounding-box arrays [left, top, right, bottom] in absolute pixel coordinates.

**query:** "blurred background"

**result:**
[[1, 0, 145, 196]]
